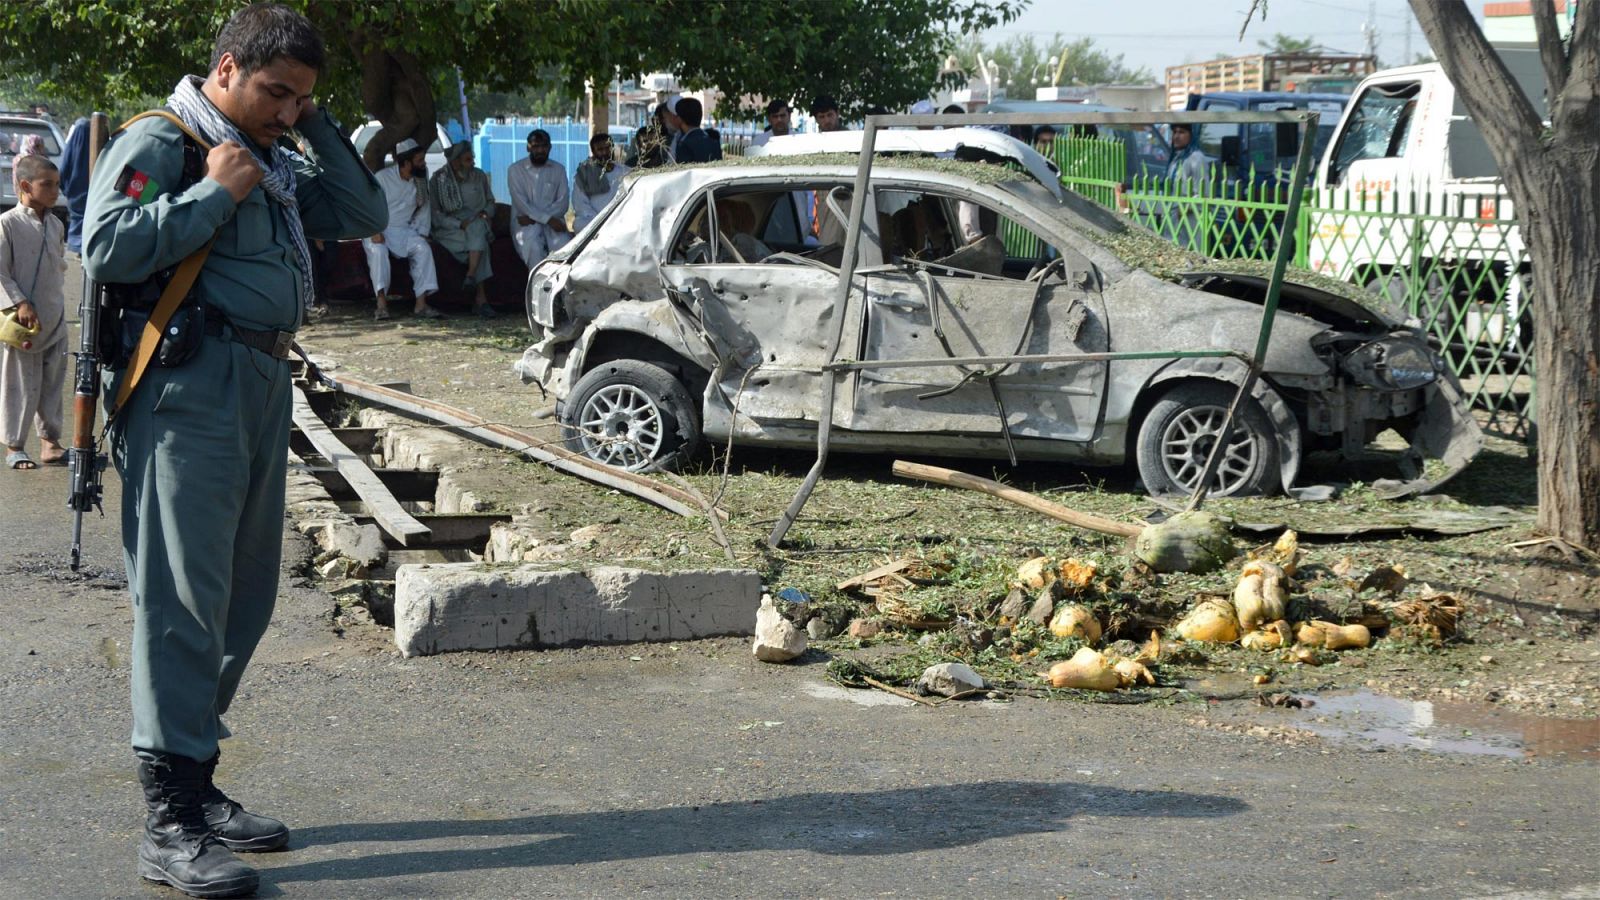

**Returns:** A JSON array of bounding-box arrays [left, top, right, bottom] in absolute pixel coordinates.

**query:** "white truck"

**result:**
[[1304, 48, 1545, 363]]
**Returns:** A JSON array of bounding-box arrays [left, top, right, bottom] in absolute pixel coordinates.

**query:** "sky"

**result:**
[[974, 0, 1488, 82]]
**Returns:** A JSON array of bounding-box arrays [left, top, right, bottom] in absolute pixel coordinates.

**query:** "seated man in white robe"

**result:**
[[363, 137, 441, 319]]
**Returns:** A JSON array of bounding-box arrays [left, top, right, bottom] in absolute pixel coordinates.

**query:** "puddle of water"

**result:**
[[1276, 690, 1599, 760]]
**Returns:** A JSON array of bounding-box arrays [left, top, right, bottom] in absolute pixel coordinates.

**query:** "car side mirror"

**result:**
[[1218, 135, 1241, 167], [1276, 123, 1300, 158]]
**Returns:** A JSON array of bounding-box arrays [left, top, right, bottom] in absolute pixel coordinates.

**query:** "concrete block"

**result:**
[[323, 523, 387, 569], [393, 563, 762, 656]]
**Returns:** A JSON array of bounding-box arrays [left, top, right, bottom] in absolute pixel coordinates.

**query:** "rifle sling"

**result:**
[[106, 110, 217, 423]]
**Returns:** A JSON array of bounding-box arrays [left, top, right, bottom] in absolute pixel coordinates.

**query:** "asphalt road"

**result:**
[[2, 285, 1597, 898]]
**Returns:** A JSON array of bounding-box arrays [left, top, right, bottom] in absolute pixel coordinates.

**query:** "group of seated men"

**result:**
[[363, 128, 628, 320]]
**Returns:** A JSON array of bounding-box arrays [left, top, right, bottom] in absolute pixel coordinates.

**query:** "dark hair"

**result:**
[[1035, 125, 1057, 138], [1170, 123, 1192, 134], [941, 104, 965, 115], [676, 96, 703, 128], [211, 3, 325, 76], [14, 154, 57, 183], [810, 95, 839, 116], [528, 129, 551, 145], [589, 132, 612, 150], [765, 98, 789, 116]]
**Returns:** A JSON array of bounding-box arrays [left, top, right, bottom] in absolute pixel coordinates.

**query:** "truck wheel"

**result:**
[[1136, 383, 1281, 497], [561, 360, 703, 472]]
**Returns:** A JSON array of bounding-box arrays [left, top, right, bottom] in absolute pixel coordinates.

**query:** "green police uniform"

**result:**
[[83, 108, 386, 762]]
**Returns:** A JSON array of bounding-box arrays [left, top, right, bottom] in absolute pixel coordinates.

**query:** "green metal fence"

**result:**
[[1048, 146, 1534, 441]]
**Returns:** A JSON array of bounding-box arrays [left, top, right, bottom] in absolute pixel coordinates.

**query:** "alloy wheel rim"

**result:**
[[577, 384, 665, 470], [1159, 405, 1258, 494]]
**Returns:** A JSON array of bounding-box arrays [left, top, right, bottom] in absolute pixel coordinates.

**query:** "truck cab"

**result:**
[[1308, 52, 1546, 365]]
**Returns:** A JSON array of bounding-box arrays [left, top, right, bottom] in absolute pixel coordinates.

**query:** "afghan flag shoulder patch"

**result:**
[[113, 165, 160, 204]]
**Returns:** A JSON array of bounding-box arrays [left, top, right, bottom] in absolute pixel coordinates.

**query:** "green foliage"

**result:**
[[1257, 33, 1320, 54], [950, 33, 1153, 94], [0, 0, 1024, 125]]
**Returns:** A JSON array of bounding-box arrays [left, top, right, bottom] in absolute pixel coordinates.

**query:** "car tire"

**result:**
[[1136, 382, 1281, 497], [561, 359, 703, 472]]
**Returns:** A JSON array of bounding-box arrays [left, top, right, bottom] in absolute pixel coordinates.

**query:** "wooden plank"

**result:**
[[291, 387, 431, 547], [836, 558, 915, 592], [323, 373, 717, 521]]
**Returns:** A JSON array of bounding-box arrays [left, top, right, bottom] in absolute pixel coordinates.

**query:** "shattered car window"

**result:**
[[877, 189, 1059, 281]]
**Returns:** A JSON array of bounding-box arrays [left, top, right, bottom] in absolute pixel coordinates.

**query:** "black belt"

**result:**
[[203, 309, 295, 360]]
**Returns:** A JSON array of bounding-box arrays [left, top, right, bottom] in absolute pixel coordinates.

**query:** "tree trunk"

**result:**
[[1519, 160, 1600, 550], [359, 48, 438, 172], [1410, 0, 1600, 551]]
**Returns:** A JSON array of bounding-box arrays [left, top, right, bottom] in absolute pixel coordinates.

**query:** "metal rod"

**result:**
[[767, 119, 880, 548], [1184, 112, 1321, 511], [827, 349, 1249, 371], [863, 111, 1313, 129]]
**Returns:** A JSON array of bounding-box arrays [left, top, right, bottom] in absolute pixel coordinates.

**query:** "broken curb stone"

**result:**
[[754, 594, 807, 662], [917, 662, 986, 697]]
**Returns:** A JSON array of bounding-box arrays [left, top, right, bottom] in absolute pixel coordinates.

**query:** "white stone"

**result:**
[[753, 594, 807, 663], [394, 563, 761, 656], [917, 662, 986, 697]]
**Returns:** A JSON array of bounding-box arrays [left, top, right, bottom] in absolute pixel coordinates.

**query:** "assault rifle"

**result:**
[[66, 113, 109, 571]]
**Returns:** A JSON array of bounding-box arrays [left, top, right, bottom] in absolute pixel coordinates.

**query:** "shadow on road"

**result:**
[[267, 780, 1247, 883]]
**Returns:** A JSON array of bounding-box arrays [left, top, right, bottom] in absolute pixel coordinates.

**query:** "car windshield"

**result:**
[[0, 122, 62, 156]]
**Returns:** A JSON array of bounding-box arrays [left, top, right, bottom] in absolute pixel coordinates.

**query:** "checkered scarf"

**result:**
[[167, 75, 313, 325]]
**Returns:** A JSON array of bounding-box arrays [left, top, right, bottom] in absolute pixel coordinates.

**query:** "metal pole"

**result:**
[[1185, 112, 1320, 511], [767, 117, 880, 548]]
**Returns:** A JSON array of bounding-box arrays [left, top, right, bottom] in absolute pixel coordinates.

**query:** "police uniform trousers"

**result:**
[[112, 333, 292, 761]]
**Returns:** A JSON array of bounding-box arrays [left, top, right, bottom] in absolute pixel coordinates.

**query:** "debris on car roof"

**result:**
[[627, 152, 1036, 186]]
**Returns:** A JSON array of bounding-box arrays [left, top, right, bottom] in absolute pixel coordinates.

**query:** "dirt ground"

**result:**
[[297, 302, 1599, 720]]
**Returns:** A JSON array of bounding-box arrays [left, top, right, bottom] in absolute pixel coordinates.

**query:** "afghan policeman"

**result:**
[[82, 4, 387, 897]]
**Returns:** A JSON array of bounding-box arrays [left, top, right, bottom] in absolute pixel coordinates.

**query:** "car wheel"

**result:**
[[562, 360, 703, 472], [1136, 383, 1281, 497]]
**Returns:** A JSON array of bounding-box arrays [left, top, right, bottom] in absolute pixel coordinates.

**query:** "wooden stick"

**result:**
[[862, 676, 937, 706], [891, 460, 1143, 538]]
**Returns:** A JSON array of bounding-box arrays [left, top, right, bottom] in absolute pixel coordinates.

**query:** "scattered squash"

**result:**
[[1048, 604, 1102, 643], [1175, 596, 1240, 643]]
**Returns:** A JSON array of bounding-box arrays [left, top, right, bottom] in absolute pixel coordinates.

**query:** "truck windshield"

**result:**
[[1325, 81, 1420, 185]]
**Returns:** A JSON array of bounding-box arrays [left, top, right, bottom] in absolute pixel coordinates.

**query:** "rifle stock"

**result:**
[[66, 112, 110, 571]]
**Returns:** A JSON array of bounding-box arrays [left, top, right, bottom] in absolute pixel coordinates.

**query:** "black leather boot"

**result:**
[[137, 755, 260, 898], [200, 751, 290, 852]]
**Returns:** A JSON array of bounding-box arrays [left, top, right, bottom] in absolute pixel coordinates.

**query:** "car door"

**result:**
[[850, 187, 1109, 444], [657, 183, 876, 437]]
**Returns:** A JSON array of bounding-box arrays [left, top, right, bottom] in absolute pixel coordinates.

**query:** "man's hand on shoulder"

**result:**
[[206, 141, 264, 204]]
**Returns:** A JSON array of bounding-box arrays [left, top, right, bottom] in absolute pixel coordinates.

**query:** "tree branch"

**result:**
[[1409, 0, 1543, 162], [1557, 0, 1600, 140], [1529, 0, 1568, 101]]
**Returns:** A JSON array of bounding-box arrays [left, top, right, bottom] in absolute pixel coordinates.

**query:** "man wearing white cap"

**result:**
[[363, 137, 441, 319]]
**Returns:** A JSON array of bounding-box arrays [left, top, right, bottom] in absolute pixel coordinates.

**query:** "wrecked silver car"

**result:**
[[517, 156, 1481, 497]]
